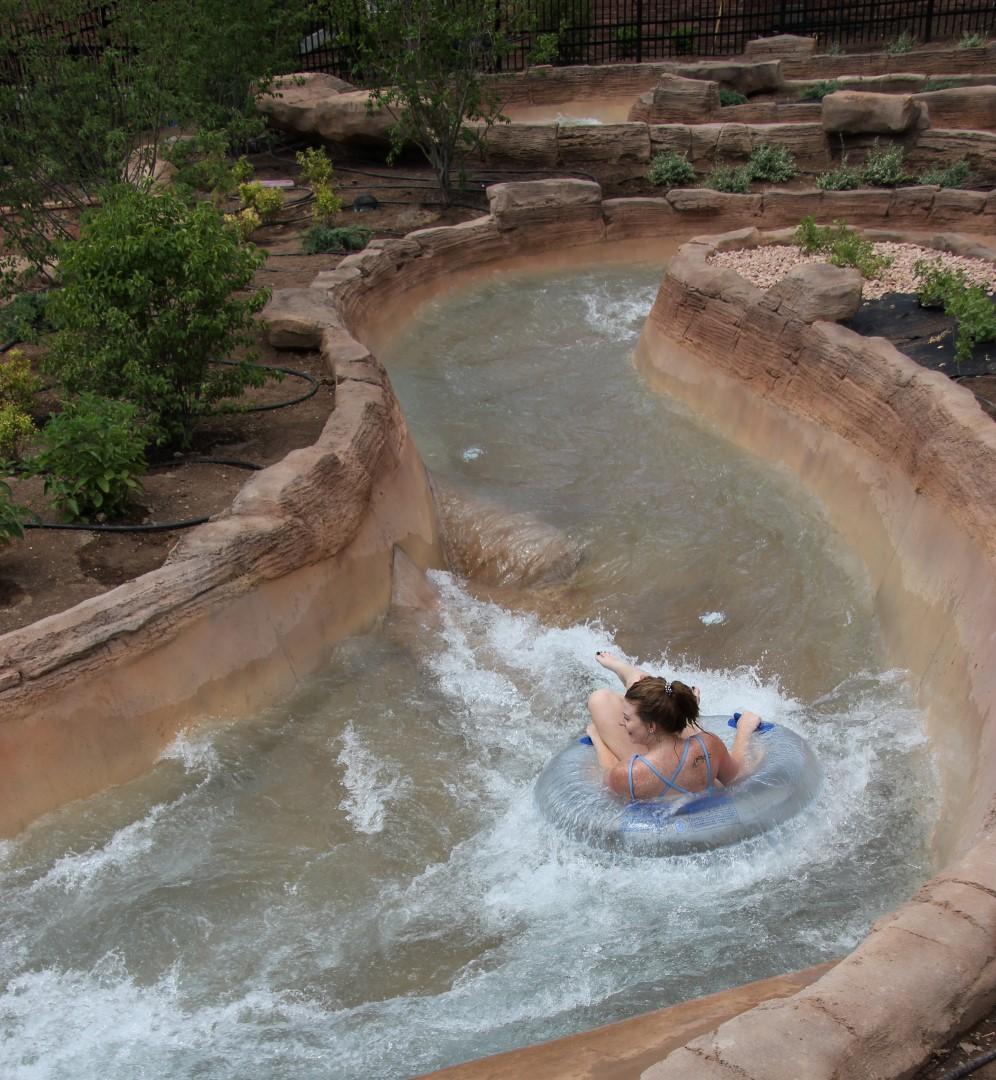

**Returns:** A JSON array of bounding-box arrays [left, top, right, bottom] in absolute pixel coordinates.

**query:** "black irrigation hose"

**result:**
[[207, 358, 321, 413], [934, 1044, 996, 1080]]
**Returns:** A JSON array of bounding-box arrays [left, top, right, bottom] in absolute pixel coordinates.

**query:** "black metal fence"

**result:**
[[295, 0, 996, 77]]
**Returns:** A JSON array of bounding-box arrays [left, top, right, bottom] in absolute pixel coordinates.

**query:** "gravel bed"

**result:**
[[710, 243, 996, 301]]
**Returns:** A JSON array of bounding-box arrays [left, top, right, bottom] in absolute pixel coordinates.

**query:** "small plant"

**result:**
[[0, 292, 51, 344], [917, 160, 970, 188], [923, 78, 958, 92], [800, 80, 840, 102], [0, 404, 35, 460], [223, 207, 263, 242], [0, 349, 40, 413], [860, 140, 908, 187], [302, 225, 373, 255], [823, 40, 844, 56], [647, 151, 696, 188], [707, 165, 752, 193], [957, 30, 987, 48], [719, 89, 748, 107], [885, 31, 916, 55], [746, 143, 797, 183], [231, 156, 255, 186], [164, 130, 249, 203], [530, 31, 560, 65], [0, 477, 28, 546], [816, 163, 862, 190], [296, 147, 334, 189], [670, 26, 695, 55], [615, 25, 638, 58], [239, 182, 284, 222], [915, 259, 996, 366], [28, 394, 146, 521], [313, 185, 344, 225], [793, 217, 891, 278]]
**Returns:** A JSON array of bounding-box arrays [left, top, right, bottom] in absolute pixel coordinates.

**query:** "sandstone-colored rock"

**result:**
[[910, 129, 996, 185], [482, 123, 558, 167], [312, 89, 396, 148], [714, 122, 753, 158], [747, 121, 830, 169], [640, 74, 720, 124], [820, 188, 893, 221], [603, 197, 676, 241], [720, 101, 821, 124], [760, 189, 825, 225], [556, 122, 650, 164], [667, 59, 784, 95], [837, 73, 926, 94], [258, 72, 356, 135], [261, 288, 342, 349], [667, 188, 762, 218], [914, 85, 996, 131], [928, 188, 986, 226], [822, 90, 920, 134], [487, 178, 603, 231], [649, 124, 692, 157], [889, 185, 938, 220], [745, 34, 817, 60], [765, 263, 864, 323]]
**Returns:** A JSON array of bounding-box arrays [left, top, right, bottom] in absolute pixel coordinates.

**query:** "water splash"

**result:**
[[335, 721, 411, 834]]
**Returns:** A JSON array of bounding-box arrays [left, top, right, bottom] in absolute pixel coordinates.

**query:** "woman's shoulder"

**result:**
[[697, 730, 728, 754]]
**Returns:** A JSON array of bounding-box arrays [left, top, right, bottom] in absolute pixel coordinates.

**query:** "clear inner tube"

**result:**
[[534, 715, 823, 854]]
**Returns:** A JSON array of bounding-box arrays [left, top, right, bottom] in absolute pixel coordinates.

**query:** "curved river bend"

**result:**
[[0, 264, 938, 1079]]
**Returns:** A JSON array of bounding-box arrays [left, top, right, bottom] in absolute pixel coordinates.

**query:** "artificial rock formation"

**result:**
[[764, 262, 864, 323], [822, 90, 921, 134], [744, 34, 817, 60], [628, 73, 720, 124]]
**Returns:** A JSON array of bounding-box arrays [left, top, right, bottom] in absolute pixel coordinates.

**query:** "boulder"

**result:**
[[837, 74, 926, 95], [258, 72, 354, 133], [913, 86, 996, 132], [556, 123, 651, 165], [260, 288, 341, 349], [487, 178, 603, 231], [910, 129, 996, 185], [669, 60, 784, 95], [745, 35, 817, 60], [259, 77, 395, 150], [632, 74, 719, 124], [822, 91, 920, 134], [765, 263, 864, 323]]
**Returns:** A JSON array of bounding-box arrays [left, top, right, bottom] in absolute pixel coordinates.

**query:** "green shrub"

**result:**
[[45, 185, 269, 448], [0, 349, 40, 413], [239, 182, 285, 221], [915, 259, 996, 366], [28, 394, 146, 521], [917, 160, 970, 189], [313, 185, 344, 225], [719, 89, 748, 107], [885, 31, 916, 55], [670, 26, 695, 55], [816, 164, 862, 190], [793, 217, 891, 279], [746, 144, 797, 182], [860, 140, 908, 187], [231, 156, 255, 186], [302, 225, 373, 255], [647, 151, 696, 187], [799, 80, 840, 102], [0, 292, 51, 344], [529, 32, 560, 65], [296, 147, 334, 188], [223, 207, 263, 242], [532, 0, 593, 64], [615, 25, 638, 58], [165, 130, 246, 202], [957, 31, 987, 48], [923, 78, 957, 92], [0, 478, 27, 545], [707, 165, 752, 193], [0, 404, 35, 460]]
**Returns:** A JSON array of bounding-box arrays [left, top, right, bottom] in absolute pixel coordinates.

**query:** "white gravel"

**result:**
[[709, 242, 996, 300]]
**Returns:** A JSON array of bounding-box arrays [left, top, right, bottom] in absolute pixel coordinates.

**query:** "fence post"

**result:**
[[636, 0, 643, 62], [924, 0, 935, 43]]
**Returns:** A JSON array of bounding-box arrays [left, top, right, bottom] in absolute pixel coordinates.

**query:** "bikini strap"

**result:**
[[695, 733, 714, 791]]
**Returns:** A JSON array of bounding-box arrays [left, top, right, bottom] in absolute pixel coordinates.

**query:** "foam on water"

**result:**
[[335, 721, 412, 834]]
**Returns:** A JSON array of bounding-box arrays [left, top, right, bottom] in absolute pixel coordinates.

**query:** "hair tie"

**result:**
[[664, 680, 673, 695]]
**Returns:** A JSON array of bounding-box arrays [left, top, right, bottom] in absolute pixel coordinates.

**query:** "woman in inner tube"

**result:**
[[586, 652, 762, 801]]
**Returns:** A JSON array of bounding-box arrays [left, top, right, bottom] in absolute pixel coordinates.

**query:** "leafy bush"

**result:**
[[885, 31, 916, 55], [923, 78, 957, 92], [719, 89, 748, 107], [165, 130, 246, 202], [670, 26, 695, 55], [647, 151, 696, 187], [746, 144, 797, 182], [302, 225, 374, 255], [915, 259, 996, 366], [223, 207, 263, 242], [615, 26, 638, 58], [45, 185, 269, 448], [0, 349, 40, 413], [917, 160, 970, 188], [800, 80, 840, 102], [793, 217, 891, 278], [529, 32, 560, 65], [0, 293, 51, 344], [532, 0, 593, 64], [231, 157, 255, 186], [313, 185, 344, 225], [958, 31, 987, 48], [0, 478, 27, 546], [28, 394, 146, 521], [296, 147, 334, 188], [860, 140, 908, 187], [0, 404, 35, 460], [238, 182, 284, 222], [707, 165, 752, 193], [816, 164, 862, 190]]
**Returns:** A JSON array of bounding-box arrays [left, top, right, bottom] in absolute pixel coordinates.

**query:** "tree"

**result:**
[[326, 0, 521, 203]]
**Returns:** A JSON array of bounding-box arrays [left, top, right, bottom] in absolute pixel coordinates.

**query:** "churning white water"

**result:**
[[0, 263, 938, 1079]]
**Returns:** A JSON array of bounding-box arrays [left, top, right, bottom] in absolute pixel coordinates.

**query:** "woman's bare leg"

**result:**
[[587, 688, 643, 762]]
